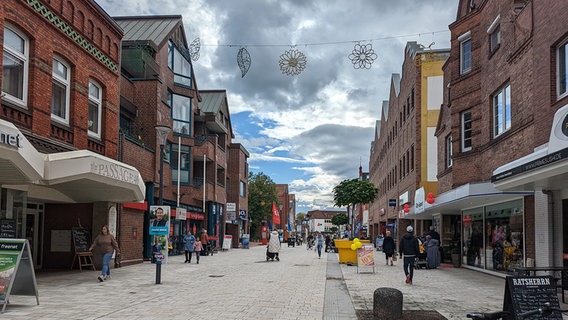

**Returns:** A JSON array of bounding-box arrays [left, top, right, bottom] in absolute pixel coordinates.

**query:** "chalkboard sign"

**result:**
[[71, 228, 91, 253], [0, 220, 16, 238], [503, 276, 562, 319]]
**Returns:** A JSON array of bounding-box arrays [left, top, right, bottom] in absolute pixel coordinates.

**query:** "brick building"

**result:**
[[368, 42, 449, 248], [412, 0, 568, 273], [0, 0, 145, 269]]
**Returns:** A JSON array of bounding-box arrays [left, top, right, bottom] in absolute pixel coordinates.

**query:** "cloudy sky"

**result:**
[[97, 0, 458, 213]]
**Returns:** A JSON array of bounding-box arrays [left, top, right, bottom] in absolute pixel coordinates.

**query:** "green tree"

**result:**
[[248, 172, 278, 238], [332, 178, 379, 238], [331, 213, 349, 227]]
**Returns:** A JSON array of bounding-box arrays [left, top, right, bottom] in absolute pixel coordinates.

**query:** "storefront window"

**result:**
[[485, 199, 524, 272], [463, 207, 484, 268]]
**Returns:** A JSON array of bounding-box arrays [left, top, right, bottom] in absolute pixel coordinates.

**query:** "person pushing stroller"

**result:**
[[266, 230, 280, 261]]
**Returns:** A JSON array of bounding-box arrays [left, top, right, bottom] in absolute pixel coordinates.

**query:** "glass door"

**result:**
[[24, 203, 43, 269]]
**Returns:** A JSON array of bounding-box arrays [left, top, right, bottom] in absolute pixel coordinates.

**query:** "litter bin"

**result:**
[[334, 239, 371, 264], [242, 234, 250, 249]]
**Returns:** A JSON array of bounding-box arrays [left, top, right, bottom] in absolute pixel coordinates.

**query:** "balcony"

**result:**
[[120, 46, 159, 80]]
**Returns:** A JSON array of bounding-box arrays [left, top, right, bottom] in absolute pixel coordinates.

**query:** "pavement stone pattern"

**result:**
[[3, 243, 567, 319]]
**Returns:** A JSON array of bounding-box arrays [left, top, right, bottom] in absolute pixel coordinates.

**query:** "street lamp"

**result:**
[[155, 125, 171, 205]]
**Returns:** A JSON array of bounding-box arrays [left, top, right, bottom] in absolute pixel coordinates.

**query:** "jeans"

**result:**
[[317, 244, 322, 257], [101, 252, 113, 276], [403, 256, 415, 281], [196, 251, 200, 262]]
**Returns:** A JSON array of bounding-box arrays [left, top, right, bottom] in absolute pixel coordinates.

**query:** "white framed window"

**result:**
[[88, 80, 102, 138], [461, 110, 472, 151], [459, 31, 472, 74], [493, 83, 511, 137], [446, 135, 453, 168], [487, 16, 501, 53], [2, 24, 29, 107], [51, 57, 71, 124], [557, 39, 568, 98]]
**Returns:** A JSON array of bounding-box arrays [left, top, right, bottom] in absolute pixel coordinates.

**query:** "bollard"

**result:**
[[373, 287, 403, 320], [155, 257, 162, 284]]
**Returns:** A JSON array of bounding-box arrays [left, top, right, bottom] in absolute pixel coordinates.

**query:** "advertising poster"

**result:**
[[0, 253, 17, 301], [357, 244, 375, 273], [151, 235, 168, 264], [149, 206, 170, 235]]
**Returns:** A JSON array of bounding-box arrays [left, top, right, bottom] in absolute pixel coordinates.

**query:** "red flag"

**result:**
[[272, 202, 280, 225]]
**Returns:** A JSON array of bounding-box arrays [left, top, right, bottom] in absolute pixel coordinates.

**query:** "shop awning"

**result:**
[[0, 120, 145, 203], [492, 104, 568, 192], [44, 151, 145, 203], [408, 182, 532, 220]]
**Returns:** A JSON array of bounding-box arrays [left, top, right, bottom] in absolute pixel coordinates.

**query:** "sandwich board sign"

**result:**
[[0, 238, 39, 313]]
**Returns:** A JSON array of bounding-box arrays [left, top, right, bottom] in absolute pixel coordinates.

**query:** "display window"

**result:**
[[462, 199, 524, 272]]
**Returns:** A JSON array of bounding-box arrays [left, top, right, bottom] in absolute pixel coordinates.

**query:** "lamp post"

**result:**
[[154, 125, 170, 285], [155, 125, 171, 205]]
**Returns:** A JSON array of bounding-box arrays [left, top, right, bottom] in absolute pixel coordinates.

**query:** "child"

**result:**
[[193, 236, 203, 264]]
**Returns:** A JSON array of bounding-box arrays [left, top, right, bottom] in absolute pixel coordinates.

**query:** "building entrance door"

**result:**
[[25, 203, 44, 269]]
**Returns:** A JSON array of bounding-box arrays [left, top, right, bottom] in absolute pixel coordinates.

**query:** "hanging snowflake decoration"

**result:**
[[237, 47, 251, 78], [349, 43, 378, 69], [279, 48, 307, 76], [189, 38, 201, 61]]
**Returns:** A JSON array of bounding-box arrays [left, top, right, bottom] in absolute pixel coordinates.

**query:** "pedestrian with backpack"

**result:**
[[399, 225, 420, 285]]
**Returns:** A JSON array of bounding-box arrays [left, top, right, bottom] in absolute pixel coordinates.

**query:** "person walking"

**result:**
[[89, 225, 120, 282], [193, 236, 203, 264], [200, 228, 209, 256], [325, 235, 331, 253], [399, 225, 420, 285], [267, 230, 281, 261], [183, 231, 196, 263], [382, 230, 395, 266], [316, 232, 324, 258]]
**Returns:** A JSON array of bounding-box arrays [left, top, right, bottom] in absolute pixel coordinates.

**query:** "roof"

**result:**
[[199, 91, 227, 113], [113, 15, 184, 51], [307, 210, 346, 219]]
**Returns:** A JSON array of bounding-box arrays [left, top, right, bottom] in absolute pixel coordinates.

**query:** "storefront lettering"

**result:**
[[90, 162, 139, 185], [512, 277, 550, 286], [0, 131, 22, 148]]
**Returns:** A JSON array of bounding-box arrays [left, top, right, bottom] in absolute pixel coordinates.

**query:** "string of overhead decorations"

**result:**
[[186, 29, 449, 77]]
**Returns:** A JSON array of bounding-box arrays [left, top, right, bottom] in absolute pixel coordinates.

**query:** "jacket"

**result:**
[[183, 234, 196, 251], [399, 232, 420, 257]]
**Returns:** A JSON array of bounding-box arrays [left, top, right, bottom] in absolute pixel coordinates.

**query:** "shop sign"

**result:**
[[177, 208, 187, 221], [414, 187, 425, 214], [90, 161, 140, 185], [189, 212, 205, 220], [379, 208, 385, 216], [239, 210, 247, 220], [0, 131, 22, 149], [491, 148, 568, 182], [388, 199, 397, 207], [399, 192, 408, 206], [226, 202, 236, 212]]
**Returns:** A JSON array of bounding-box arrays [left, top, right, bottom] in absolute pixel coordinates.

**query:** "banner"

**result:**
[[272, 202, 280, 225]]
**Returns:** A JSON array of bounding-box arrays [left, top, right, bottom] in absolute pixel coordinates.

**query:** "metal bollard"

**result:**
[[155, 256, 162, 284]]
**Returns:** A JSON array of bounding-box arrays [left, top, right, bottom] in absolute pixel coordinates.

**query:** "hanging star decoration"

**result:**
[[279, 48, 307, 76], [237, 47, 251, 78], [349, 42, 378, 69], [189, 38, 201, 61]]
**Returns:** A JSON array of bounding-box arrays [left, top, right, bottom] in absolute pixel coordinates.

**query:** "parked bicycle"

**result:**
[[466, 302, 568, 319]]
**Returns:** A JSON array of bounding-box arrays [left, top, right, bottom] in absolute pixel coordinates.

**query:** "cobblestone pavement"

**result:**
[[2, 243, 567, 319]]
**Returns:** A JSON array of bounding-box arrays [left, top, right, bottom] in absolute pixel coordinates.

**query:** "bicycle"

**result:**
[[466, 302, 568, 319]]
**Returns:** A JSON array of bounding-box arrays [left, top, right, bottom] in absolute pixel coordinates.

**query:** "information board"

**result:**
[[0, 238, 39, 313], [71, 228, 91, 253], [0, 220, 16, 239], [503, 276, 562, 320], [357, 244, 375, 273], [222, 235, 232, 251]]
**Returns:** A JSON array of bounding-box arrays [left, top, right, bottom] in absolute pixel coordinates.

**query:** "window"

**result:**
[[493, 83, 511, 137], [487, 16, 501, 53], [88, 80, 102, 138], [557, 40, 568, 98], [168, 41, 191, 87], [411, 144, 415, 171], [2, 24, 29, 106], [446, 135, 453, 168], [461, 110, 472, 151], [170, 93, 191, 135], [459, 32, 472, 74], [170, 143, 190, 184], [239, 181, 246, 197], [51, 57, 70, 124]]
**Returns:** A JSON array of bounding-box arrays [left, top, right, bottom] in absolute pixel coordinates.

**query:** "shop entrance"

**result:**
[[25, 202, 44, 269]]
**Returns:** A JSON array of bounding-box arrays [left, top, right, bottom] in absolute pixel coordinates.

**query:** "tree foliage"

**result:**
[[331, 213, 349, 227], [332, 178, 379, 208], [248, 172, 278, 237]]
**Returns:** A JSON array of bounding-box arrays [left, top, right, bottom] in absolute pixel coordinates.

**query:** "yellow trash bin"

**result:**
[[334, 239, 371, 264]]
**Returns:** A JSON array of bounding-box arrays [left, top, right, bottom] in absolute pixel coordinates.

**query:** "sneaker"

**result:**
[[276, 256, 280, 261], [386, 262, 389, 266], [390, 262, 393, 266], [104, 275, 111, 280], [197, 261, 199, 264], [405, 275, 410, 284], [98, 275, 104, 282]]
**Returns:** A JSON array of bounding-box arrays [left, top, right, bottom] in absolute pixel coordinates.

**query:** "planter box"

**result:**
[[334, 239, 371, 264]]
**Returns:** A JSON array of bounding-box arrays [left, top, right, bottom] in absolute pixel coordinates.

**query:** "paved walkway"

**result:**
[[2, 243, 566, 319]]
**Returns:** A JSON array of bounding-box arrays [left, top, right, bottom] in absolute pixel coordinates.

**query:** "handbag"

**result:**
[[392, 254, 397, 261]]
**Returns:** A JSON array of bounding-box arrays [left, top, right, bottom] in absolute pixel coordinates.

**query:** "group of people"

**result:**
[[89, 225, 211, 282], [379, 225, 441, 285], [181, 229, 209, 264]]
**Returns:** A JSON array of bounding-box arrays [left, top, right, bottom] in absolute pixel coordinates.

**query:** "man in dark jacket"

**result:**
[[399, 225, 420, 285]]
